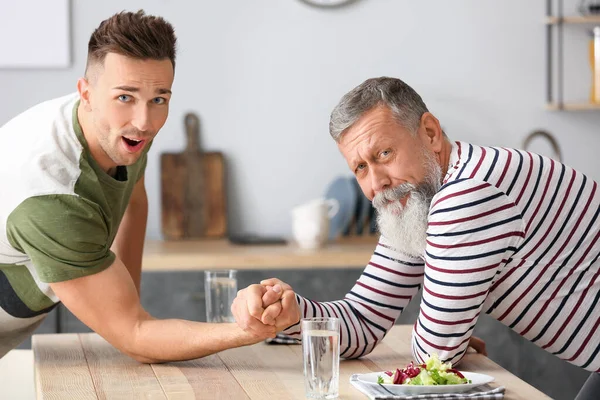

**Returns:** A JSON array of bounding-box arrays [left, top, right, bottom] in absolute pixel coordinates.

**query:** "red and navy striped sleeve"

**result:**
[[283, 237, 424, 358]]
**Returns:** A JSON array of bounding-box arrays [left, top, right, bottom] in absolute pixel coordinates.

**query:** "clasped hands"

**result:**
[[231, 278, 488, 356], [231, 278, 301, 339]]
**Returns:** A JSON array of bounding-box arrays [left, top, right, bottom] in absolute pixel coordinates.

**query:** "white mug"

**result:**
[[291, 198, 339, 249]]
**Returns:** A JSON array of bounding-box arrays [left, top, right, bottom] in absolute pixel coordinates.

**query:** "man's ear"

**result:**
[[77, 77, 92, 112], [419, 112, 444, 153]]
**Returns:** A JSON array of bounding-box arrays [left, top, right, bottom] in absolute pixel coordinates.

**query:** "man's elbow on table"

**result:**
[[123, 348, 162, 364], [124, 350, 160, 364], [49, 261, 166, 364], [76, 304, 164, 364], [118, 318, 163, 364]]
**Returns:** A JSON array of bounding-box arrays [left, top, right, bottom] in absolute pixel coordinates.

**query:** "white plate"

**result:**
[[324, 176, 357, 240], [356, 371, 494, 395]]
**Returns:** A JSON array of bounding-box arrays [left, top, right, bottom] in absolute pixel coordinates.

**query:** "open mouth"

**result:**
[[121, 136, 146, 152]]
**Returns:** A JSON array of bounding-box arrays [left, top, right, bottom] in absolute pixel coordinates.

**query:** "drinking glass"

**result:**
[[301, 317, 340, 399]]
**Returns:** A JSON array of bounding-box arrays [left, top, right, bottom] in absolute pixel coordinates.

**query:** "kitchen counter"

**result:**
[[142, 236, 379, 270]]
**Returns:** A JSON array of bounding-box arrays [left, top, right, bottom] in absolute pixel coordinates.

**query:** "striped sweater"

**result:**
[[283, 141, 600, 372]]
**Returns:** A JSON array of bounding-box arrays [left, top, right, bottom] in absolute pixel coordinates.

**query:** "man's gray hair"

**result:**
[[329, 77, 429, 142]]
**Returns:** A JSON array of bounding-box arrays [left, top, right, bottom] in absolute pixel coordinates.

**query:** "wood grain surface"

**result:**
[[33, 326, 550, 399]]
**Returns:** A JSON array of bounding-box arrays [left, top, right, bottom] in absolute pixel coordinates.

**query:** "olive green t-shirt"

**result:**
[[0, 93, 149, 357]]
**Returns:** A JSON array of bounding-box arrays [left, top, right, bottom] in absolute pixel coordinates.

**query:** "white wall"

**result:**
[[1, 0, 599, 240]]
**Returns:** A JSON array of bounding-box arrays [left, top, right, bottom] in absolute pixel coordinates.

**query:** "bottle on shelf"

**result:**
[[590, 26, 600, 104]]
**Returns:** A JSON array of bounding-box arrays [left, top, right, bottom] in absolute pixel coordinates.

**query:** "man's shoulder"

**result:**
[[0, 93, 84, 211], [454, 141, 517, 165], [447, 141, 523, 191], [0, 93, 80, 159], [5, 194, 114, 283], [6, 194, 108, 258]]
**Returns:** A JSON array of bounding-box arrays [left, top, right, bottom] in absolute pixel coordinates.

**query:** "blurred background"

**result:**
[[2, 0, 599, 241], [2, 1, 600, 399]]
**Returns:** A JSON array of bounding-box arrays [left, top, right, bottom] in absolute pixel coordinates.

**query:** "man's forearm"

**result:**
[[127, 318, 260, 363], [280, 239, 423, 359], [51, 257, 262, 365], [112, 193, 148, 293]]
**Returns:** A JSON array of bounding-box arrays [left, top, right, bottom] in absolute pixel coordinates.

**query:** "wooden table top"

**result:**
[[0, 349, 34, 400], [32, 325, 549, 399], [142, 236, 379, 270]]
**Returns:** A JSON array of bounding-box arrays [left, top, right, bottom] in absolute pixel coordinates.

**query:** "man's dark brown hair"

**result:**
[[85, 10, 177, 76]]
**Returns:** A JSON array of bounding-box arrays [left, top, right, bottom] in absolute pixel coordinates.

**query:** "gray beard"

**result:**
[[373, 151, 442, 258]]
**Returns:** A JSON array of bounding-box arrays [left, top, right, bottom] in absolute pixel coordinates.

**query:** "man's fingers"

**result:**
[[246, 284, 267, 319], [468, 336, 488, 356], [260, 278, 292, 291], [232, 280, 297, 338], [232, 295, 277, 338], [274, 290, 300, 330], [280, 288, 297, 310], [261, 301, 283, 325], [261, 284, 283, 307]]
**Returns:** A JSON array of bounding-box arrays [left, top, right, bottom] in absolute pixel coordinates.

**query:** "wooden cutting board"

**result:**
[[161, 113, 226, 239]]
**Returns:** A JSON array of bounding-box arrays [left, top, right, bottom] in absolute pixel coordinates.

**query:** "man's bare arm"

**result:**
[[111, 176, 147, 294], [50, 257, 273, 363]]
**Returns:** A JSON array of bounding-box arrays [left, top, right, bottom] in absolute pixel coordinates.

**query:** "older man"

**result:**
[[232, 77, 600, 399]]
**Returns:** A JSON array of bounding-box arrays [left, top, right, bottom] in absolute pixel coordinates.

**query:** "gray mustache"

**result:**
[[372, 183, 415, 210]]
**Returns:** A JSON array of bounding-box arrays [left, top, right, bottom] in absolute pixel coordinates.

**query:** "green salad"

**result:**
[[377, 354, 471, 386]]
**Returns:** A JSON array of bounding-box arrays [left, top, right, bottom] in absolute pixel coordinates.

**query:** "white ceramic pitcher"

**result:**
[[291, 198, 339, 249]]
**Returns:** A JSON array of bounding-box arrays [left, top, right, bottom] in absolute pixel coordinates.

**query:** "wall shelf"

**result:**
[[546, 1, 600, 110], [546, 102, 600, 110], [546, 15, 600, 24]]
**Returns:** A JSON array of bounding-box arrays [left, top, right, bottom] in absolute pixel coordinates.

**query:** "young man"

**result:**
[[232, 77, 600, 399], [0, 10, 277, 362]]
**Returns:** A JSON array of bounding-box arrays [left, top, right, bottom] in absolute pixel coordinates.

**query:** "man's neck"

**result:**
[[77, 103, 118, 177], [438, 138, 453, 178]]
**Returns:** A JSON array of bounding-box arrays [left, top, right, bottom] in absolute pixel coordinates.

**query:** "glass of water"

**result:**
[[204, 270, 237, 323], [302, 317, 340, 399]]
